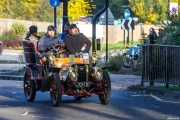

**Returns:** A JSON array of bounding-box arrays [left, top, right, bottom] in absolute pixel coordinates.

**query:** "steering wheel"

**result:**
[[51, 44, 60, 47], [51, 44, 61, 52]]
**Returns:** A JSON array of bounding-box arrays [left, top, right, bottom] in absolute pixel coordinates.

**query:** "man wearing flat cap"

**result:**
[[64, 24, 91, 56], [25, 25, 40, 41], [38, 25, 65, 58]]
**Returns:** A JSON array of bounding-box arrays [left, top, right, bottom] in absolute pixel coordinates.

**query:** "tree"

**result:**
[[0, 0, 94, 22], [128, 0, 168, 24], [68, 0, 95, 21]]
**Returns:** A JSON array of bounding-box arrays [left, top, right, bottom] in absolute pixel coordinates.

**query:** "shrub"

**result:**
[[0, 29, 13, 41], [158, 11, 180, 45], [10, 23, 27, 40], [3, 40, 22, 49], [106, 54, 124, 72], [37, 32, 46, 37]]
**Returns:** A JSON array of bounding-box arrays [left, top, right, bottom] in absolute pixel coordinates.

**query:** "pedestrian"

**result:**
[[148, 27, 158, 40]]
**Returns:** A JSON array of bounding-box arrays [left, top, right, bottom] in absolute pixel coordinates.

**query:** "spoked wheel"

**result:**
[[122, 53, 131, 68], [99, 71, 111, 105], [74, 96, 82, 101], [50, 72, 62, 107], [24, 73, 36, 102]]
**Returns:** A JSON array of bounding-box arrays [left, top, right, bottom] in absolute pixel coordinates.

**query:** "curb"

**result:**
[[0, 75, 23, 81], [129, 86, 180, 98]]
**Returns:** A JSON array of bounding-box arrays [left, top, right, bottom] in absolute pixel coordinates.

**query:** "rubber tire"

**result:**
[[50, 72, 62, 107], [99, 71, 111, 105], [24, 73, 36, 102], [74, 96, 82, 101], [0, 45, 2, 55]]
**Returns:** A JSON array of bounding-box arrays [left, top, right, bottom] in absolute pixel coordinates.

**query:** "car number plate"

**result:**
[[75, 82, 90, 88]]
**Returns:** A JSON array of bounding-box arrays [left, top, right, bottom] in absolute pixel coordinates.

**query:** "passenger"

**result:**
[[25, 25, 40, 41], [64, 24, 91, 56], [38, 25, 66, 58], [59, 22, 70, 41]]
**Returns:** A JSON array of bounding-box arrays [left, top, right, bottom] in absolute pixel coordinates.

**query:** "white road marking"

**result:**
[[131, 95, 149, 97], [28, 115, 52, 119], [21, 111, 29, 115], [131, 94, 180, 104], [12, 92, 17, 94], [21, 111, 58, 119], [150, 95, 162, 101]]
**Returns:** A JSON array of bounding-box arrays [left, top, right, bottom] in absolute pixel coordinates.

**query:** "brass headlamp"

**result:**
[[68, 67, 77, 82], [92, 67, 103, 81]]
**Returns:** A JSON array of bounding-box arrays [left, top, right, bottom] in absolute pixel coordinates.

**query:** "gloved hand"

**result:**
[[75, 53, 80, 57], [60, 43, 65, 48], [47, 46, 52, 50]]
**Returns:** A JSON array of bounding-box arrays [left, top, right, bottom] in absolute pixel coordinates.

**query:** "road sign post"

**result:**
[[49, 0, 61, 34], [124, 9, 130, 20], [99, 7, 114, 62]]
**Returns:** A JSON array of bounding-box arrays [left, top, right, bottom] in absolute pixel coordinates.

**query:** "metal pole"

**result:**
[[92, 0, 109, 51], [149, 34, 154, 86], [168, 0, 170, 24], [106, 9, 108, 62], [127, 30, 129, 45], [132, 29, 133, 44], [62, 0, 68, 32], [54, 7, 57, 35], [92, 0, 109, 66]]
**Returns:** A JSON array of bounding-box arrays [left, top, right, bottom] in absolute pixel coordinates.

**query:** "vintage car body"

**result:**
[[22, 40, 111, 107], [0, 41, 3, 55]]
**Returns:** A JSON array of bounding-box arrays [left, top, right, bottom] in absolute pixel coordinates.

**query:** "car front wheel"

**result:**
[[50, 72, 62, 107], [99, 71, 111, 105]]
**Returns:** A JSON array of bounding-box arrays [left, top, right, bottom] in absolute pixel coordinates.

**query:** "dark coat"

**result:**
[[148, 32, 158, 40], [64, 33, 91, 55]]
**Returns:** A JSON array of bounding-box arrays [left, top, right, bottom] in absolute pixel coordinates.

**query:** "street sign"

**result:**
[[49, 0, 61, 7], [124, 9, 130, 20], [99, 7, 114, 25], [121, 19, 135, 30]]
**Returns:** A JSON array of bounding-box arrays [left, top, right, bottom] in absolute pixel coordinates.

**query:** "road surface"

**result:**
[[0, 75, 180, 120]]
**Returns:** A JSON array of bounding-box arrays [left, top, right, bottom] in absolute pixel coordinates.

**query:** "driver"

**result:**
[[38, 25, 65, 58], [64, 24, 91, 56]]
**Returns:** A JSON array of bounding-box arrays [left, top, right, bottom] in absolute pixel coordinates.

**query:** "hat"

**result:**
[[29, 26, 38, 34], [47, 25, 56, 31], [70, 24, 78, 29], [64, 22, 70, 29]]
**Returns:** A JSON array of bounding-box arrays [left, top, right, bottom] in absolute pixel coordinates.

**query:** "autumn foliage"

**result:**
[[0, 0, 95, 22]]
